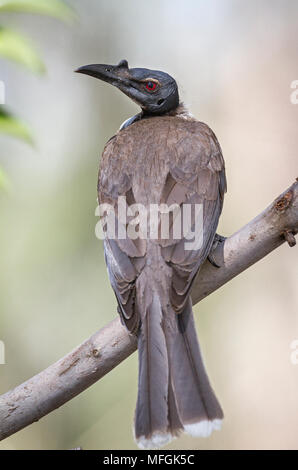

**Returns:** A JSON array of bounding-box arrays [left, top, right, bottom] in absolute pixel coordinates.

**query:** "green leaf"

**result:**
[[0, 166, 10, 190], [0, 107, 33, 144], [0, 0, 76, 22], [0, 27, 45, 73]]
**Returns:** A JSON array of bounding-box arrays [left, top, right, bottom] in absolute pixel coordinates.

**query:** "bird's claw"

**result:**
[[207, 234, 226, 268]]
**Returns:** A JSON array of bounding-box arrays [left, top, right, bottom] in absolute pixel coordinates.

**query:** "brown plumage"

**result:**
[[99, 110, 226, 447], [76, 61, 226, 449]]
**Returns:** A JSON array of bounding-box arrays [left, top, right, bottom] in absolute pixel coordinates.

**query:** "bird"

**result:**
[[76, 59, 226, 449]]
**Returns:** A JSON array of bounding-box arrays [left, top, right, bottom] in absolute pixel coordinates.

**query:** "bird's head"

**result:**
[[75, 59, 179, 115]]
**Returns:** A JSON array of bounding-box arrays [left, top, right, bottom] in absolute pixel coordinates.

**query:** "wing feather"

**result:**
[[98, 116, 226, 330]]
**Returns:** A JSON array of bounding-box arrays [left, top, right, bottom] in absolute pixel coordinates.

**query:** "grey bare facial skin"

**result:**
[[76, 59, 179, 115]]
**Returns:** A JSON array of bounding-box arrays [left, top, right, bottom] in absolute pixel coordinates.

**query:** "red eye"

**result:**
[[145, 81, 157, 92]]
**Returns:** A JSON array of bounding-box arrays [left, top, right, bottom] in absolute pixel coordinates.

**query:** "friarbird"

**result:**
[[76, 59, 226, 449]]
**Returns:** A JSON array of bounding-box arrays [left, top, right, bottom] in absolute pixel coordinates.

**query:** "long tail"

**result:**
[[134, 295, 223, 449]]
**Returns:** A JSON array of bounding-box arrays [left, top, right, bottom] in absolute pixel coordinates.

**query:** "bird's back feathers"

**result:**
[[99, 110, 226, 448]]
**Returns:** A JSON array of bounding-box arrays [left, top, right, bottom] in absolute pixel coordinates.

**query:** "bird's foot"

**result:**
[[207, 234, 226, 268]]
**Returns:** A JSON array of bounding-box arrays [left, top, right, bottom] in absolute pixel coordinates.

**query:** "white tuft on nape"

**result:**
[[184, 419, 222, 438]]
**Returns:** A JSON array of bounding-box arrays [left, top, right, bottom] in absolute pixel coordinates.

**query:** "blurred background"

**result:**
[[0, 0, 297, 450]]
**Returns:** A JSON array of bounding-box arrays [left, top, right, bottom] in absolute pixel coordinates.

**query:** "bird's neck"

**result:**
[[119, 103, 193, 131], [142, 102, 190, 118], [163, 102, 193, 118]]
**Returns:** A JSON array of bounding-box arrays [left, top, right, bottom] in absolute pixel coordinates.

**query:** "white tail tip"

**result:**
[[184, 419, 222, 438], [135, 420, 222, 449], [136, 431, 174, 449]]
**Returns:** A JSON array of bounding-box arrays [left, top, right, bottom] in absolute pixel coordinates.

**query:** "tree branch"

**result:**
[[0, 181, 297, 441]]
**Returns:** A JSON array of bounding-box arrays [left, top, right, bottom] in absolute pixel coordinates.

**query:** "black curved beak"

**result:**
[[75, 59, 130, 87]]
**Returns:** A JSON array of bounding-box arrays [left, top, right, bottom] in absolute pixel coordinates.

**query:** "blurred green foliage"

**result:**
[[0, 0, 74, 188], [0, 0, 75, 21], [0, 107, 32, 143], [0, 164, 9, 189], [0, 27, 45, 73]]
